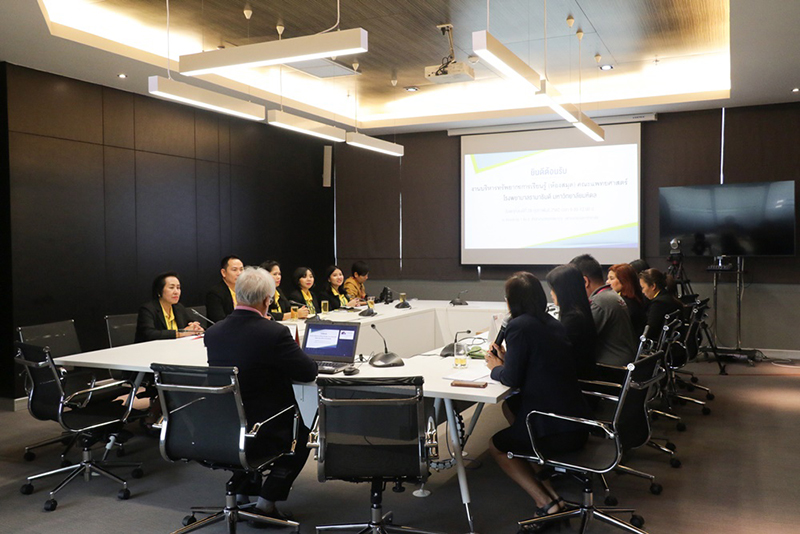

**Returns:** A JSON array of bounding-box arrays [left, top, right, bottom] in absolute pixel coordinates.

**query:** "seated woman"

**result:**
[[485, 272, 591, 523], [134, 271, 203, 343], [320, 265, 360, 311], [608, 263, 648, 343], [261, 260, 308, 320], [639, 268, 683, 340], [546, 264, 598, 380], [287, 267, 320, 316]]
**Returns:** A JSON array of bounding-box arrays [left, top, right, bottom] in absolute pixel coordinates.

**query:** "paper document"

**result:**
[[443, 366, 491, 382]]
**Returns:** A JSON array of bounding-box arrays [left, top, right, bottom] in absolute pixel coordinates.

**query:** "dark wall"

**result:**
[[0, 64, 12, 398], [336, 103, 800, 284], [1, 64, 335, 398]]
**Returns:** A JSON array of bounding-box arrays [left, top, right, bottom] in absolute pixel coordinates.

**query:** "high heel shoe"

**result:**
[[519, 500, 567, 533]]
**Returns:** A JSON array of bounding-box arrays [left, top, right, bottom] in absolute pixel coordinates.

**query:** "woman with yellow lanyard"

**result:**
[[261, 260, 309, 320], [321, 265, 361, 311], [134, 271, 204, 343], [288, 266, 321, 316]]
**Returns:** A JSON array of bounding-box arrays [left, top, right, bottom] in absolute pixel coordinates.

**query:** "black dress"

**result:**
[[490, 313, 591, 455], [560, 308, 598, 380]]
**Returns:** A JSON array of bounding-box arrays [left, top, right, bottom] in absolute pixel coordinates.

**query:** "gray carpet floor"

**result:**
[[2, 359, 799, 534]]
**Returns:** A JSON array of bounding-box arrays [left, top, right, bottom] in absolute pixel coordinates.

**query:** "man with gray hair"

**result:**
[[205, 266, 317, 524]]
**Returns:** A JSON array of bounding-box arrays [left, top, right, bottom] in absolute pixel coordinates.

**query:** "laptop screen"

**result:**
[[301, 321, 360, 364]]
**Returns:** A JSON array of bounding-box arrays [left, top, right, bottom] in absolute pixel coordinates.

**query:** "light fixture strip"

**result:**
[[267, 110, 346, 142], [180, 28, 368, 76], [472, 30, 542, 91], [539, 80, 579, 123], [147, 76, 265, 121], [574, 111, 605, 142], [346, 132, 404, 157]]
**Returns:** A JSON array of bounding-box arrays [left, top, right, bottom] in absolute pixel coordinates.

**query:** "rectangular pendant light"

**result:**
[[574, 111, 606, 142], [538, 79, 579, 123], [472, 30, 542, 91], [267, 110, 346, 142], [346, 132, 404, 157], [148, 76, 265, 121], [180, 28, 368, 76]]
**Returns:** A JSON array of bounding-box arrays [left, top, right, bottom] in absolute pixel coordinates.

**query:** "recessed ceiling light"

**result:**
[[404, 86, 419, 92], [599, 64, 614, 71], [117, 73, 128, 78], [793, 87, 799, 93]]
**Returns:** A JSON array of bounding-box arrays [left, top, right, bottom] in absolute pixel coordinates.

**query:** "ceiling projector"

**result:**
[[424, 61, 475, 84]]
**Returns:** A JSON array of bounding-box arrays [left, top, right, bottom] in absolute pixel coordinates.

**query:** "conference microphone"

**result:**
[[490, 315, 510, 357], [450, 290, 469, 306], [190, 308, 215, 325], [368, 324, 404, 367], [440, 329, 472, 357]]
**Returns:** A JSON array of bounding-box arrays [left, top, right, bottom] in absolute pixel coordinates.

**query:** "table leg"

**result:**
[[444, 397, 477, 534]]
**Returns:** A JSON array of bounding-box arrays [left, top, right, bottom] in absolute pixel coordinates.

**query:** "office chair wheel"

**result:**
[[670, 458, 682, 468], [182, 515, 197, 527], [23, 451, 36, 462], [604, 495, 618, 506], [706, 393, 715, 401], [20, 483, 34, 495], [666, 442, 677, 451], [702, 406, 711, 415], [650, 483, 663, 495], [44, 499, 58, 512], [690, 376, 699, 383], [118, 488, 131, 500], [630, 514, 645, 528], [676, 422, 687, 432]]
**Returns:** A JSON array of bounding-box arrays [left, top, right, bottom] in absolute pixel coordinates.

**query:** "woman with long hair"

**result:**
[[320, 265, 360, 311], [607, 263, 648, 342], [485, 272, 590, 524], [287, 267, 320, 316], [546, 264, 598, 379]]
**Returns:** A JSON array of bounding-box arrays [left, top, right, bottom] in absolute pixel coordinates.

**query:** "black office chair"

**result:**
[[510, 354, 662, 534], [18, 320, 92, 462], [671, 299, 716, 400], [309, 376, 441, 534], [105, 313, 139, 348], [151, 363, 301, 533], [16, 342, 142, 511]]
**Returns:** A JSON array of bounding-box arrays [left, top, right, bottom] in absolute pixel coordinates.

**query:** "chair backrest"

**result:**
[[315, 376, 429, 483], [682, 298, 709, 361], [105, 313, 139, 348], [185, 305, 210, 328], [614, 351, 665, 451], [152, 364, 250, 469], [15, 342, 67, 422], [17, 320, 82, 357]]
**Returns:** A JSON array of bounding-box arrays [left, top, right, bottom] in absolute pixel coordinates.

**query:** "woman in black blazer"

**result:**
[[319, 265, 360, 311], [546, 264, 598, 380], [608, 263, 648, 343], [639, 268, 683, 340], [287, 267, 320, 316], [134, 271, 203, 343], [262, 260, 308, 320], [485, 272, 591, 523]]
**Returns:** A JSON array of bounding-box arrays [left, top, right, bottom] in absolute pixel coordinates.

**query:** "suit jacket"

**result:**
[[287, 288, 321, 315], [590, 285, 637, 366], [268, 288, 291, 321], [319, 284, 350, 311], [205, 281, 235, 323], [134, 300, 191, 343], [645, 292, 684, 340], [204, 309, 317, 428], [490, 313, 591, 442]]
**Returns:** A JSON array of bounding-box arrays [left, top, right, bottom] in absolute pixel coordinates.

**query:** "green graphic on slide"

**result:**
[[525, 222, 639, 247], [470, 151, 546, 174]]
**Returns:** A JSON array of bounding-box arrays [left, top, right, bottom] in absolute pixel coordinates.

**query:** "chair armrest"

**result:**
[[595, 362, 626, 371], [246, 404, 298, 438], [63, 379, 134, 408], [582, 390, 619, 401], [528, 410, 615, 439], [579, 379, 622, 390]]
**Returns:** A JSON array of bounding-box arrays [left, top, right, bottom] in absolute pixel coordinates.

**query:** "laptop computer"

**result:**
[[301, 321, 361, 374]]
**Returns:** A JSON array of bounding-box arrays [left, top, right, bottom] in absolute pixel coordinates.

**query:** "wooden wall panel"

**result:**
[[195, 110, 219, 163], [104, 147, 139, 315], [133, 95, 195, 158], [6, 65, 102, 144], [102, 88, 135, 149], [9, 133, 106, 350], [196, 160, 222, 295]]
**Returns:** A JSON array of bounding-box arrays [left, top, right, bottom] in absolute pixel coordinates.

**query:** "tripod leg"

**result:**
[[701, 322, 727, 375]]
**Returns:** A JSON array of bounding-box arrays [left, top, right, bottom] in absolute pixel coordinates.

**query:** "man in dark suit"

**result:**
[[205, 266, 317, 523], [205, 255, 244, 323]]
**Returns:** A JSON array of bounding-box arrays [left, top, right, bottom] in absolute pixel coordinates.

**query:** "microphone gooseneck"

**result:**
[[191, 308, 216, 325], [371, 323, 389, 354]]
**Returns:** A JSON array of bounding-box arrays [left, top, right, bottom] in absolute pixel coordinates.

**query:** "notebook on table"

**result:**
[[301, 321, 361, 374]]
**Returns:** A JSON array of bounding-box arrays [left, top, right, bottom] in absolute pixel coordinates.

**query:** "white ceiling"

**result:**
[[0, 1, 798, 134]]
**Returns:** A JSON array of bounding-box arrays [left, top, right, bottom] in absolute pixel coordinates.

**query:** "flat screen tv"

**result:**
[[658, 181, 796, 257]]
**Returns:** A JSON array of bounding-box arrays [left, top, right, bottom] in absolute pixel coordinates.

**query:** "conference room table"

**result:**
[[54, 299, 510, 533]]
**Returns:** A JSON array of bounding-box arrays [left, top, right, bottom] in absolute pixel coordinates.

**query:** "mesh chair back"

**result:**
[[105, 313, 138, 348], [15, 342, 66, 422], [316, 376, 428, 483], [152, 364, 248, 469], [17, 320, 82, 357], [615, 351, 663, 451]]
